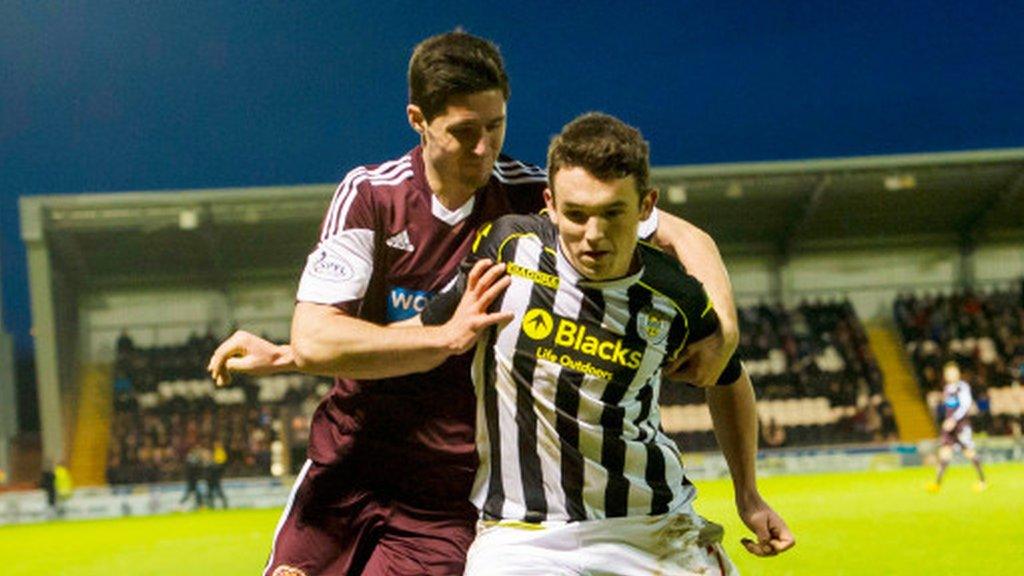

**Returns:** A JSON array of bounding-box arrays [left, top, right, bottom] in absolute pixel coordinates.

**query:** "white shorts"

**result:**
[[464, 512, 738, 576]]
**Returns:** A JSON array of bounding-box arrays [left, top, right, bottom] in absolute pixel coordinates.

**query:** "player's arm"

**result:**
[[291, 260, 511, 378], [954, 385, 973, 421], [207, 288, 500, 385], [670, 276, 793, 556], [706, 368, 795, 557], [207, 331, 297, 387], [943, 384, 973, 430], [649, 210, 739, 386]]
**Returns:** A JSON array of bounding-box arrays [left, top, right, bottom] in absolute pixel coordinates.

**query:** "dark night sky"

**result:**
[[2, 1, 1022, 354]]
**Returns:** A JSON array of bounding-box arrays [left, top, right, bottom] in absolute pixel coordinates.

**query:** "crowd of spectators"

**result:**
[[895, 286, 1024, 436], [107, 402, 278, 485], [107, 329, 324, 485], [107, 296, 908, 482], [663, 299, 897, 451]]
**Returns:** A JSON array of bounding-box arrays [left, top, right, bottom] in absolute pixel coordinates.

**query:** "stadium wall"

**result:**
[[728, 241, 1023, 319], [79, 282, 295, 363]]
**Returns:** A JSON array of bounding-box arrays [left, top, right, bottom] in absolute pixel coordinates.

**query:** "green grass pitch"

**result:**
[[2, 463, 1021, 575]]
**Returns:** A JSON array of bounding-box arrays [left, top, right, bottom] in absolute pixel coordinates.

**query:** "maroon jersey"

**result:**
[[295, 146, 547, 505]]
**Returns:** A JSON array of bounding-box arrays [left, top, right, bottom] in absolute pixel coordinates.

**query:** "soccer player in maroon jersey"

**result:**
[[927, 361, 987, 492], [209, 32, 740, 576]]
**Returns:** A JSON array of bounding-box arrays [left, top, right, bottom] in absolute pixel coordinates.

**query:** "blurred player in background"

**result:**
[[41, 459, 73, 518], [179, 445, 206, 510], [205, 441, 229, 509], [927, 361, 987, 492], [209, 31, 741, 576]]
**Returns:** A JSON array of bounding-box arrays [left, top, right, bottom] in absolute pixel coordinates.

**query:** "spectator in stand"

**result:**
[[116, 328, 134, 356], [761, 417, 787, 448], [896, 287, 1023, 409], [878, 400, 898, 441]]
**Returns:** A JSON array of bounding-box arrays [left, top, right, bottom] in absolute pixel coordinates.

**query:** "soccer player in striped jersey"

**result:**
[[413, 113, 794, 574], [208, 33, 743, 576], [927, 361, 987, 492]]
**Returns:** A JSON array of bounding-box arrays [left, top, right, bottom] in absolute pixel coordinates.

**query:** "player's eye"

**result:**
[[450, 126, 479, 141], [564, 211, 587, 224]]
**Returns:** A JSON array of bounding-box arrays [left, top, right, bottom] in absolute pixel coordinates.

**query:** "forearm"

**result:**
[[290, 302, 454, 379], [651, 210, 739, 351], [706, 368, 760, 502]]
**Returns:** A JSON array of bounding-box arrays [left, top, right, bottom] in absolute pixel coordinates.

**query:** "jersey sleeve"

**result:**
[[668, 271, 742, 386], [638, 208, 659, 240], [295, 172, 377, 306], [953, 383, 973, 421]]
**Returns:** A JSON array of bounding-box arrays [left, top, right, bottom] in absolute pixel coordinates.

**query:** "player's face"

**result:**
[[413, 89, 507, 193], [944, 365, 960, 383], [545, 167, 656, 281]]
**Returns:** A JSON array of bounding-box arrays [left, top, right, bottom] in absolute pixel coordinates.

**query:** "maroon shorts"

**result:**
[[263, 460, 477, 576]]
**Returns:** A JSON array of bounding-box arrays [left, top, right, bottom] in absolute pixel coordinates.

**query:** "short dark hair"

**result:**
[[408, 31, 510, 121], [547, 112, 651, 203]]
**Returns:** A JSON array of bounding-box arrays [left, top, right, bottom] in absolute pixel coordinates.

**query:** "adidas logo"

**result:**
[[385, 230, 414, 252]]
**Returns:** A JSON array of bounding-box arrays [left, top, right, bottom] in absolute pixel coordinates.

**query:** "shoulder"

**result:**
[[319, 153, 417, 239], [339, 153, 417, 195], [492, 155, 547, 185], [472, 213, 554, 258], [637, 243, 707, 309], [491, 155, 548, 214]]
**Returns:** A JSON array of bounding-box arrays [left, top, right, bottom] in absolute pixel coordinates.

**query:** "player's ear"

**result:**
[[639, 188, 658, 220], [407, 105, 427, 141], [543, 189, 557, 223]]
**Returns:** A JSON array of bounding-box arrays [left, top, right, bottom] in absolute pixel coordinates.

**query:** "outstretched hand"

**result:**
[[442, 259, 514, 355], [207, 330, 291, 386], [737, 492, 796, 557]]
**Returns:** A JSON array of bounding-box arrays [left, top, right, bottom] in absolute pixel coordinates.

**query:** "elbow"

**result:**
[[290, 333, 318, 371], [291, 302, 344, 373], [720, 321, 740, 356], [290, 318, 334, 373]]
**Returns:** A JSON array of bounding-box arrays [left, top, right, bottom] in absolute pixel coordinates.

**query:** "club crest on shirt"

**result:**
[[637, 306, 669, 346]]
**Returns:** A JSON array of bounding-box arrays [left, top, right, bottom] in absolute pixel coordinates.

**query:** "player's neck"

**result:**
[[424, 167, 477, 211]]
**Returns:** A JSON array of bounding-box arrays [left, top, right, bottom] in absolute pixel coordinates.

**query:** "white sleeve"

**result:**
[[638, 208, 659, 240], [295, 229, 376, 305], [953, 383, 973, 421]]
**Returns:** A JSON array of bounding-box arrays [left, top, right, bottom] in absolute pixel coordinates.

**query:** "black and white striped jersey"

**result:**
[[423, 213, 740, 522]]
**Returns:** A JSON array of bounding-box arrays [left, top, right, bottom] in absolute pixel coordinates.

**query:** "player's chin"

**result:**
[[465, 172, 492, 189]]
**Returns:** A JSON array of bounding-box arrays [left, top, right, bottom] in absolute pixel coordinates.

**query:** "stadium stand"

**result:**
[[661, 299, 899, 451], [864, 323, 936, 441], [99, 299, 901, 484], [14, 149, 1024, 490], [895, 286, 1024, 436], [105, 331, 329, 484]]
